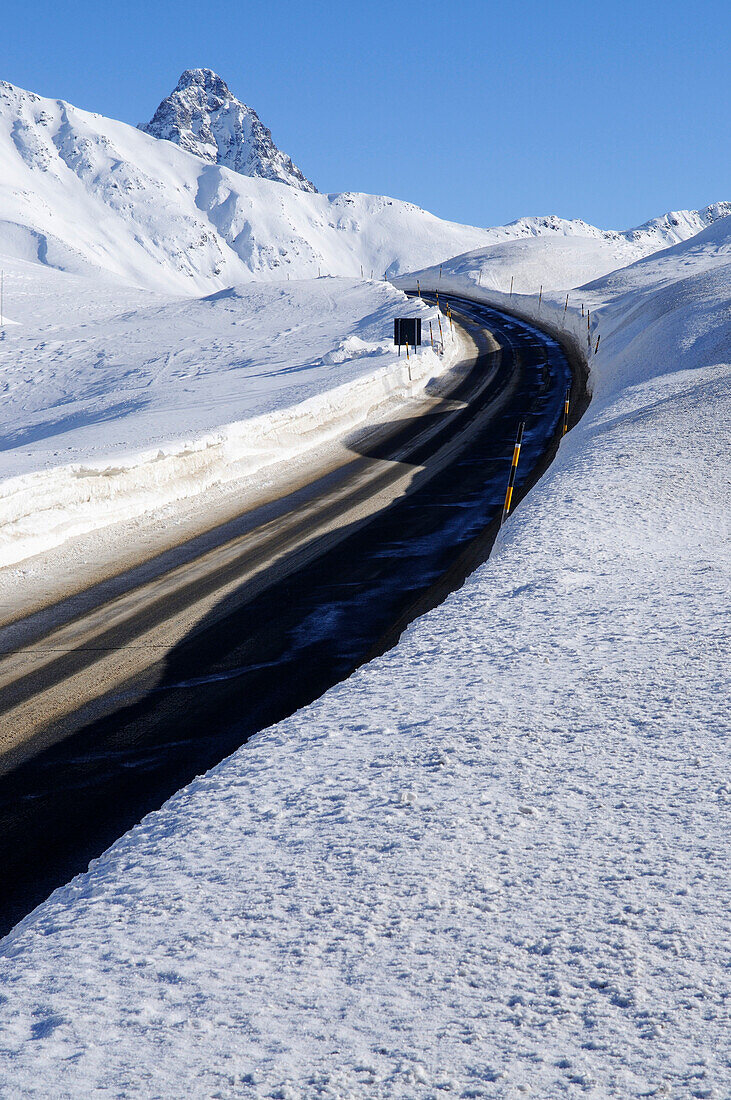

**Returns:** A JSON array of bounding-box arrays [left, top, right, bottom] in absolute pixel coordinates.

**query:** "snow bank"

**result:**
[[0, 222, 728, 1092], [0, 273, 460, 570]]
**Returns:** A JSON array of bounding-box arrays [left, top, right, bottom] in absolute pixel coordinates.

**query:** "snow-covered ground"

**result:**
[[1, 216, 728, 1095], [0, 266, 458, 571]]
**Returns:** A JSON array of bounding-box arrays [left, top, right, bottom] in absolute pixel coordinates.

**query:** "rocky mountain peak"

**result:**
[[140, 69, 316, 192]]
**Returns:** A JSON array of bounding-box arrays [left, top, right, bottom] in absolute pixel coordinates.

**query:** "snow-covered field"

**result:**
[[1, 203, 728, 1096], [0, 268, 456, 572]]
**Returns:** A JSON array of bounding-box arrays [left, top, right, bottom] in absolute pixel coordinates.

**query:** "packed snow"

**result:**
[[0, 203, 728, 1096], [0, 268, 456, 571]]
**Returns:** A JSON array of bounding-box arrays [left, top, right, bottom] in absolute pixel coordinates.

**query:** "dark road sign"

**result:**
[[394, 317, 421, 347]]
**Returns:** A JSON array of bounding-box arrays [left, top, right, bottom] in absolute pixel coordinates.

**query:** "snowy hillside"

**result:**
[[0, 78, 494, 294], [0, 76, 727, 296], [400, 202, 731, 294], [140, 68, 316, 192], [1, 204, 727, 1096]]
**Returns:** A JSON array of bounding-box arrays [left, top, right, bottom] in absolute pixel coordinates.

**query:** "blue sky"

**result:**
[[3, 0, 728, 229]]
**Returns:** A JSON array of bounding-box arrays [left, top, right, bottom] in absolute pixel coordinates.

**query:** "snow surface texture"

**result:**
[[140, 68, 317, 192], [1, 226, 728, 1096], [0, 273, 456, 570], [0, 77, 727, 296]]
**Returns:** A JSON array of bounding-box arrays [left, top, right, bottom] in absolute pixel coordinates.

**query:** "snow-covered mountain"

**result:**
[[0, 78, 498, 294], [140, 68, 316, 193], [0, 75, 727, 296]]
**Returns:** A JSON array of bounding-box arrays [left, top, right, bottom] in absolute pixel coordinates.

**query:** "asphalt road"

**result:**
[[0, 296, 577, 934]]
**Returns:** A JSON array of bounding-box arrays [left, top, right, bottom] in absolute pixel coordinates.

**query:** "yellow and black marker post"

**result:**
[[501, 422, 525, 525], [562, 387, 570, 435], [429, 320, 434, 349]]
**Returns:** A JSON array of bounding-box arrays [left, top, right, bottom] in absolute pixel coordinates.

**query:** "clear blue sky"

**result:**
[[2, 0, 728, 230]]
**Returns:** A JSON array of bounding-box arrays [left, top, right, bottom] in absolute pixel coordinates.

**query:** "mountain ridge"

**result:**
[[139, 68, 316, 193], [0, 76, 727, 296]]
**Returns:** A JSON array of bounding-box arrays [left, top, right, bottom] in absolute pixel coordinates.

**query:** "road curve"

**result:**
[[0, 297, 577, 934]]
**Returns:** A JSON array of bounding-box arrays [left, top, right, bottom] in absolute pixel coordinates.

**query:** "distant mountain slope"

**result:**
[[399, 204, 731, 294], [140, 68, 316, 193], [0, 76, 727, 296]]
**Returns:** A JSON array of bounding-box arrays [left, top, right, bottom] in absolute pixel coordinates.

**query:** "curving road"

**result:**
[[0, 296, 578, 933]]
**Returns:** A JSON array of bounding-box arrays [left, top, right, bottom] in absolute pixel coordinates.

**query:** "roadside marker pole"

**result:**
[[417, 279, 421, 299], [594, 334, 601, 355], [501, 422, 525, 524], [562, 387, 570, 435], [437, 313, 444, 351], [429, 320, 434, 349], [563, 293, 569, 320], [439, 264, 442, 280], [510, 275, 514, 297], [538, 284, 543, 309]]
